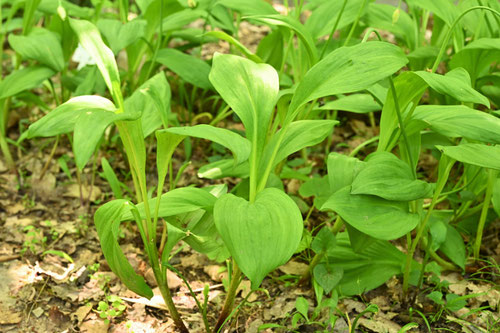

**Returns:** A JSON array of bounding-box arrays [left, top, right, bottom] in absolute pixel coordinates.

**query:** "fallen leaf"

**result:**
[[278, 260, 309, 276], [73, 304, 93, 324], [64, 183, 102, 202]]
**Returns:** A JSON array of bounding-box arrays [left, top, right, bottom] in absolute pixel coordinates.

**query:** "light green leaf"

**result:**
[[155, 130, 185, 189], [27, 95, 116, 138], [317, 94, 381, 114], [413, 106, 500, 144], [156, 48, 213, 90], [162, 9, 207, 31], [198, 159, 249, 179], [327, 153, 365, 193], [306, 0, 365, 39], [95, 200, 153, 298], [326, 232, 415, 296], [436, 144, 500, 171], [321, 186, 419, 240], [120, 187, 217, 221], [166, 125, 251, 165], [352, 152, 433, 201], [0, 66, 55, 100], [74, 109, 134, 170], [245, 14, 317, 66], [209, 53, 279, 154], [215, 0, 277, 15], [289, 42, 408, 118], [414, 68, 490, 107], [101, 157, 123, 199], [202, 31, 263, 64], [261, 120, 337, 170], [313, 263, 343, 294], [124, 72, 171, 137], [214, 188, 303, 289], [69, 18, 123, 106], [8, 28, 64, 71], [97, 18, 146, 54]]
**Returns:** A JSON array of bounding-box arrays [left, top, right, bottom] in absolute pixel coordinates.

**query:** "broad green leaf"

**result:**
[[378, 72, 427, 152], [162, 9, 207, 31], [94, 200, 153, 298], [317, 94, 381, 114], [365, 3, 416, 49], [352, 152, 432, 201], [27, 95, 116, 138], [120, 187, 217, 221], [327, 153, 365, 193], [215, 0, 277, 15], [311, 227, 337, 255], [8, 28, 64, 71], [326, 232, 415, 296], [412, 106, 500, 144], [69, 18, 123, 106], [166, 125, 251, 165], [214, 188, 303, 289], [156, 48, 213, 90], [124, 72, 171, 137], [321, 186, 419, 240], [202, 31, 263, 64], [209, 53, 279, 155], [437, 144, 500, 171], [306, 0, 365, 39], [198, 159, 249, 179], [313, 263, 343, 294], [261, 120, 337, 171], [245, 14, 317, 66], [97, 18, 146, 54], [74, 108, 134, 170], [414, 68, 490, 107], [289, 42, 408, 118], [0, 66, 55, 99]]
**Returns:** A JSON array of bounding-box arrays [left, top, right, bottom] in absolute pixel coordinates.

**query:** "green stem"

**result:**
[[214, 261, 242, 332], [473, 169, 497, 259], [431, 6, 500, 73], [402, 158, 454, 294]]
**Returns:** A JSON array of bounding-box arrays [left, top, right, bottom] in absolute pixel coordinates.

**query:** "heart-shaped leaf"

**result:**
[[214, 188, 303, 289], [351, 152, 433, 201], [313, 263, 343, 294], [321, 186, 419, 240], [8, 28, 64, 72]]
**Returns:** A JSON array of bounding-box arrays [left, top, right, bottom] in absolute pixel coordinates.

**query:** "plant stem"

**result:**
[[214, 261, 241, 332], [473, 169, 497, 259], [153, 261, 188, 332], [0, 126, 15, 171]]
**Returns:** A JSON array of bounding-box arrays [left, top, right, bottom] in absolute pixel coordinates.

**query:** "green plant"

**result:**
[[95, 295, 127, 324]]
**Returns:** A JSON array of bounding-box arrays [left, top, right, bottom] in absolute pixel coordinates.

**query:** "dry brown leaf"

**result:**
[[278, 260, 309, 276], [73, 304, 93, 324], [64, 183, 102, 202], [358, 317, 401, 333]]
